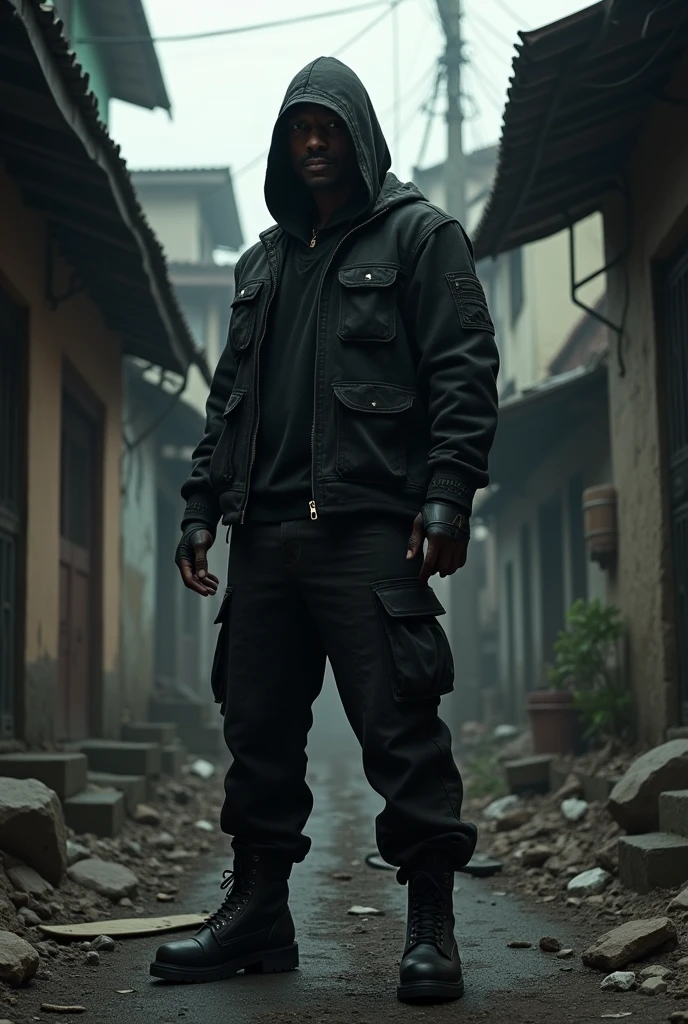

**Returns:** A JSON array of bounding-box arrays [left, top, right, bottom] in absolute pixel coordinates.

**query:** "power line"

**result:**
[[74, 0, 397, 45], [469, 15, 515, 66], [468, 6, 518, 49]]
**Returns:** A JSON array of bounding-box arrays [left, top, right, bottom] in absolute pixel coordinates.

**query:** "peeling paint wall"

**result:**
[[0, 168, 122, 744], [603, 55, 688, 745]]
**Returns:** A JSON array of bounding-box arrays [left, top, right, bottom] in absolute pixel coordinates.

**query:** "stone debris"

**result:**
[[600, 1015, 633, 1019], [596, 839, 620, 875], [152, 832, 176, 851], [562, 798, 589, 823], [68, 858, 138, 901], [194, 820, 214, 833], [132, 804, 160, 826], [522, 845, 555, 868], [601, 971, 636, 991], [567, 868, 612, 897], [17, 907, 41, 927], [0, 778, 67, 885], [189, 759, 215, 780], [557, 948, 574, 958], [608, 740, 688, 833], [557, 774, 584, 801], [332, 872, 353, 881], [539, 936, 562, 952], [0, 928, 40, 986], [639, 965, 673, 979], [668, 887, 688, 913], [494, 724, 519, 741], [7, 864, 53, 898], [582, 917, 678, 972], [507, 940, 533, 949], [156, 893, 175, 902], [677, 956, 688, 969], [347, 905, 383, 916], [84, 950, 100, 966], [41, 1005, 87, 1014], [495, 809, 533, 833], [669, 1013, 688, 1022], [639, 975, 668, 995], [66, 841, 90, 867], [483, 795, 521, 821], [91, 935, 115, 952]]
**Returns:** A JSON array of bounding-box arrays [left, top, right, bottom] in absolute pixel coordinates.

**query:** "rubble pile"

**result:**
[[0, 757, 223, 1004]]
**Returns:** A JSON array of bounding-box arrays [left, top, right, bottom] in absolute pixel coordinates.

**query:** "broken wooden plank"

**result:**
[[40, 913, 206, 940]]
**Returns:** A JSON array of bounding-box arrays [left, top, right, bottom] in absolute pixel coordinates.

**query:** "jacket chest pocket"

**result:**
[[337, 266, 398, 343], [228, 281, 264, 352], [333, 381, 414, 482]]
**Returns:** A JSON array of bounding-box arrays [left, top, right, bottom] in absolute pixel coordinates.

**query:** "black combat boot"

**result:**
[[397, 855, 464, 1003], [150, 849, 298, 984]]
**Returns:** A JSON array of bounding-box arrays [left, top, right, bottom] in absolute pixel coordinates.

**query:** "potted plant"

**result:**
[[527, 599, 628, 755]]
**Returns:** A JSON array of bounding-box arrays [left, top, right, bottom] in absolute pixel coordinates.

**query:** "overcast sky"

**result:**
[[110, 0, 589, 246]]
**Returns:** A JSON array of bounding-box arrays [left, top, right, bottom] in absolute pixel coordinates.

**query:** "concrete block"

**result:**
[[161, 744, 185, 778], [549, 761, 570, 793], [121, 722, 178, 746], [86, 772, 147, 816], [75, 741, 161, 778], [505, 755, 554, 796], [659, 791, 688, 838], [63, 791, 125, 839], [0, 752, 87, 800], [618, 833, 688, 894]]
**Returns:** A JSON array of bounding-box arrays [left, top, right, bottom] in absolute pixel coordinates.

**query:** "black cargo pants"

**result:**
[[213, 515, 477, 879]]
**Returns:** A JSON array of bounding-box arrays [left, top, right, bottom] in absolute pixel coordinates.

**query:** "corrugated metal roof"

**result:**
[[1, 0, 209, 382], [473, 0, 688, 261]]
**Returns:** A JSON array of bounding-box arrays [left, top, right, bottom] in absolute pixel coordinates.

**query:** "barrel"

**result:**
[[582, 484, 617, 565]]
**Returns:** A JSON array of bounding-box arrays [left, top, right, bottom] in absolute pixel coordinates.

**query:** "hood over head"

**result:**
[[264, 57, 392, 241]]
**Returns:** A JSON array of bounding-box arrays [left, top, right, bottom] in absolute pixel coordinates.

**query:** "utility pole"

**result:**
[[436, 0, 466, 224]]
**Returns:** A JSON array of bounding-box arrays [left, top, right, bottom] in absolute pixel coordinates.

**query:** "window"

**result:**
[[509, 247, 524, 325]]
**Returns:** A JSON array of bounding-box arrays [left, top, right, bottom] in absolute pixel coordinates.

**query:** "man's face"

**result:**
[[287, 103, 357, 192]]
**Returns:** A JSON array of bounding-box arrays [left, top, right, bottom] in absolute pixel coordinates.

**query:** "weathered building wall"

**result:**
[[604, 55, 688, 745], [492, 403, 612, 721], [137, 192, 201, 263], [0, 168, 122, 743]]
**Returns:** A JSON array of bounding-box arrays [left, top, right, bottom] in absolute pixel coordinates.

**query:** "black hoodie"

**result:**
[[180, 58, 500, 532], [248, 59, 392, 521]]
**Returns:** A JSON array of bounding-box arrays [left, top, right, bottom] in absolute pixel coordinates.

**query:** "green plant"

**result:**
[[464, 739, 507, 800], [547, 599, 629, 742]]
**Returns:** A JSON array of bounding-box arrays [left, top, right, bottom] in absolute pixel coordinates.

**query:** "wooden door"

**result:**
[[58, 393, 98, 739]]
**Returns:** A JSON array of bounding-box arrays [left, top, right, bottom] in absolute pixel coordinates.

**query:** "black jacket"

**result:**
[[181, 57, 499, 532]]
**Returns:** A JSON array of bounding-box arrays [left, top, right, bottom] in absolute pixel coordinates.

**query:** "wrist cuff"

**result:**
[[425, 474, 475, 515]]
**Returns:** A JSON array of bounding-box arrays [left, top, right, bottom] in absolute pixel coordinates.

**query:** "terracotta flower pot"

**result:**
[[526, 689, 578, 756]]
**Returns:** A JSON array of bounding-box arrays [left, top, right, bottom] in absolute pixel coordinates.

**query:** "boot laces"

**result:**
[[408, 871, 448, 948], [206, 863, 258, 931]]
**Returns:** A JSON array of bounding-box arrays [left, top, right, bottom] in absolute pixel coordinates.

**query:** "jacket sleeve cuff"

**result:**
[[425, 474, 475, 515], [181, 496, 222, 536]]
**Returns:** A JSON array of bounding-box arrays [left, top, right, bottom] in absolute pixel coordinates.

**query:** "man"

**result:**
[[150, 57, 499, 1003]]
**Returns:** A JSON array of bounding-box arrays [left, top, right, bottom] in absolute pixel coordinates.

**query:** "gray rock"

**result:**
[[677, 955, 688, 968], [596, 838, 619, 874], [0, 929, 40, 986], [152, 832, 176, 851], [121, 839, 143, 859], [522, 845, 555, 868], [7, 864, 53, 898], [483, 795, 521, 821], [556, 948, 574, 959], [608, 740, 688, 833], [639, 975, 668, 995], [133, 804, 160, 826], [556, 774, 584, 801], [669, 886, 688, 912], [539, 936, 561, 953], [567, 868, 612, 897], [189, 759, 215, 780], [17, 908, 41, 927], [68, 859, 138, 901], [600, 971, 636, 991], [0, 778, 67, 885], [84, 950, 100, 966], [561, 798, 589, 823], [92, 935, 115, 952], [638, 964, 673, 979], [582, 917, 678, 972], [66, 840, 90, 866]]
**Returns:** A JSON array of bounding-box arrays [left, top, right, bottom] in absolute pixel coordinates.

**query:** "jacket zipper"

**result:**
[[308, 208, 389, 521], [240, 239, 278, 525]]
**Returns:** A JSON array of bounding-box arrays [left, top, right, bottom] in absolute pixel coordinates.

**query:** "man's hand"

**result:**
[[407, 503, 470, 585], [175, 526, 220, 597]]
